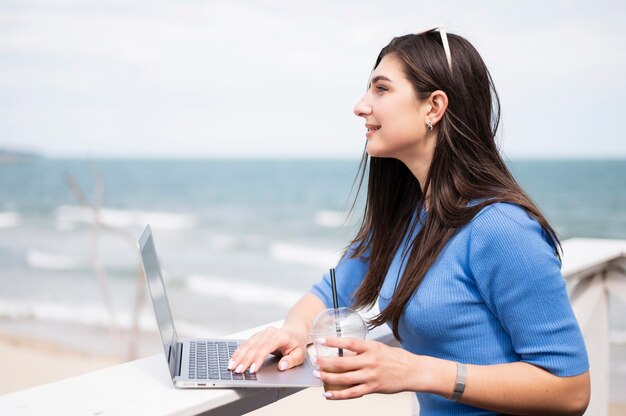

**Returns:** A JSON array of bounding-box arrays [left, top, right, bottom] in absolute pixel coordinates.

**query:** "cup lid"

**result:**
[[309, 307, 368, 338]]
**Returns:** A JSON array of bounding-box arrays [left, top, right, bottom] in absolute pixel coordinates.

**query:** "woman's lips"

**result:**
[[365, 125, 380, 138]]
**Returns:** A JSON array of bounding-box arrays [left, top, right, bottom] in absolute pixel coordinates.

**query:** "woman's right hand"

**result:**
[[228, 326, 309, 374]]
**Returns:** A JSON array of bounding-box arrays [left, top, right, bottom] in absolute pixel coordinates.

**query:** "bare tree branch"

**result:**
[[64, 169, 145, 360]]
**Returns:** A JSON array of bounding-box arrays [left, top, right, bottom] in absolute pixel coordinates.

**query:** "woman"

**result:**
[[230, 28, 590, 415]]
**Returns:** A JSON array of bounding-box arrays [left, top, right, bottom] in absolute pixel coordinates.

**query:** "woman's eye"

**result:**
[[374, 84, 389, 92]]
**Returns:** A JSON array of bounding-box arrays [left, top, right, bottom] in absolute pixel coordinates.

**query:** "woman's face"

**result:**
[[353, 54, 430, 161]]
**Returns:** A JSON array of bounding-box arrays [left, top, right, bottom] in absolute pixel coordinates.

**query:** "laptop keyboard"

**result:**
[[188, 341, 257, 381]]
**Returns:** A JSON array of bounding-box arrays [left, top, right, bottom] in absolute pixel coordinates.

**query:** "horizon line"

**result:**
[[2, 148, 626, 162], [8, 155, 626, 162]]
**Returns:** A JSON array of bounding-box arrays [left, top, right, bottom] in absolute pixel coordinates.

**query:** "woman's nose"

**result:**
[[353, 94, 371, 118]]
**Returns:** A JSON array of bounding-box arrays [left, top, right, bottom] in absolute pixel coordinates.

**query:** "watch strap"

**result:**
[[448, 362, 467, 401]]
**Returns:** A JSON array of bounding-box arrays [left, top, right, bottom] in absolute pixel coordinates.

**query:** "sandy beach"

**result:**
[[0, 331, 121, 395]]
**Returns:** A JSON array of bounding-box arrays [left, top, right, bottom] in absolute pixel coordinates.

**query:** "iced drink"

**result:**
[[310, 307, 368, 392]]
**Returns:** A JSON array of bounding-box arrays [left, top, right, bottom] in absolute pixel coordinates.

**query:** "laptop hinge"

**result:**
[[174, 342, 183, 377]]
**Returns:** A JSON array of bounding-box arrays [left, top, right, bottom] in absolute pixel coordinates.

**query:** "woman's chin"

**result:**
[[365, 145, 391, 159], [365, 142, 384, 158]]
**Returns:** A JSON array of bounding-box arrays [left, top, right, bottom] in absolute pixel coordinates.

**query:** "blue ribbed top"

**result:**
[[310, 202, 589, 415]]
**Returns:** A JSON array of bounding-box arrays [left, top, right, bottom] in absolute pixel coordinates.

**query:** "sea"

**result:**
[[1, 158, 625, 399]]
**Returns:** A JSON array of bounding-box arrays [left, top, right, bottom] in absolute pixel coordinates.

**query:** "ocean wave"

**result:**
[[314, 210, 348, 228], [269, 242, 341, 268], [0, 298, 220, 338], [0, 211, 21, 229], [0, 298, 149, 329], [185, 274, 303, 309], [26, 250, 83, 270], [55, 205, 196, 230]]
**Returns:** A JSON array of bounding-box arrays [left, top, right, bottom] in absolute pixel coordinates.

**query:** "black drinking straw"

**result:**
[[329, 268, 343, 357]]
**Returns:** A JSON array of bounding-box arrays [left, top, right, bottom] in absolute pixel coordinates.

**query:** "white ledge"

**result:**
[[0, 315, 392, 416], [560, 238, 626, 277]]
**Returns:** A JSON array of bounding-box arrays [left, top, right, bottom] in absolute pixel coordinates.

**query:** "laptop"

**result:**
[[138, 224, 321, 388]]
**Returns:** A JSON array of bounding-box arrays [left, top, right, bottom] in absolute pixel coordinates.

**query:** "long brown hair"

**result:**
[[349, 32, 561, 341]]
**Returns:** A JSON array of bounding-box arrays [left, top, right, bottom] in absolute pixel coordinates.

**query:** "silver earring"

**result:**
[[427, 119, 433, 131]]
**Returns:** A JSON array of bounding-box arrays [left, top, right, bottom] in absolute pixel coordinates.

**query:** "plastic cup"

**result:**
[[309, 307, 368, 392]]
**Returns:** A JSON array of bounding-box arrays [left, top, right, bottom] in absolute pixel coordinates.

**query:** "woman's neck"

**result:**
[[407, 162, 429, 191], [398, 132, 436, 204], [402, 154, 432, 209]]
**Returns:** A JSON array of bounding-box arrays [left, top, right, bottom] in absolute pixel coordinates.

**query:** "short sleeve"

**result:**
[[468, 203, 589, 376], [309, 244, 370, 309]]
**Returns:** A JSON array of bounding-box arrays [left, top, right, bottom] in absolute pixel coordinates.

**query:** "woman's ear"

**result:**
[[426, 90, 448, 127]]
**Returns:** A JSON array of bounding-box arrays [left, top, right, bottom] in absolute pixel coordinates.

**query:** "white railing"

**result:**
[[0, 238, 624, 416], [564, 238, 626, 416]]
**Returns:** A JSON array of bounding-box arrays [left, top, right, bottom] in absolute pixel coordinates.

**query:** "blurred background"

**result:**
[[1, 0, 625, 408]]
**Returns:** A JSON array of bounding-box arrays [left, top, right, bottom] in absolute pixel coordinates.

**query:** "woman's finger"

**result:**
[[316, 353, 365, 373], [318, 368, 367, 389], [229, 334, 259, 369], [234, 333, 284, 373], [229, 327, 277, 370], [231, 328, 307, 374], [276, 343, 306, 371], [323, 383, 371, 400], [317, 336, 370, 354]]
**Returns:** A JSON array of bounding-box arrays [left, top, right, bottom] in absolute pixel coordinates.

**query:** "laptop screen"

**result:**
[[139, 225, 178, 379]]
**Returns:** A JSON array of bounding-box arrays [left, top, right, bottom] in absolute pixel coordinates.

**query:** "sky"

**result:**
[[1, 0, 625, 159]]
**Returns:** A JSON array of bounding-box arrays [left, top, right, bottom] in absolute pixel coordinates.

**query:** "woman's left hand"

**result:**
[[314, 336, 423, 400]]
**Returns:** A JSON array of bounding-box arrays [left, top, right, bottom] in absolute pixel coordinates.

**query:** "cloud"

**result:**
[[1, 0, 625, 157]]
